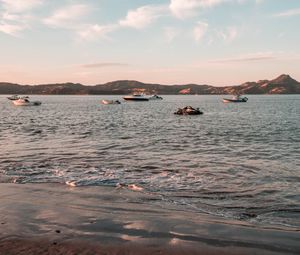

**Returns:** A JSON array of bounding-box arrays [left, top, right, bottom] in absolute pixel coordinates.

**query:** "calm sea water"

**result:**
[[0, 95, 299, 229]]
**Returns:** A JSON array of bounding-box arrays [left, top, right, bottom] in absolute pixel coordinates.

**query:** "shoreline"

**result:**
[[0, 183, 299, 254]]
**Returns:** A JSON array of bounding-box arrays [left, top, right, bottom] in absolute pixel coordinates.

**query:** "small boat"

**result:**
[[13, 97, 41, 106], [223, 94, 248, 103], [7, 95, 29, 100], [148, 95, 163, 100], [7, 95, 20, 100], [174, 106, 203, 115], [101, 99, 121, 105], [123, 94, 149, 101]]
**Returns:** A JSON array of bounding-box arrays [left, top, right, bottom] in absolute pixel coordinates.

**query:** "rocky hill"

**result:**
[[222, 74, 300, 94], [0, 74, 299, 95]]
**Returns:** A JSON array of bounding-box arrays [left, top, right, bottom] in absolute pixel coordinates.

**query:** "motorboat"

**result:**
[[174, 106, 203, 115], [148, 95, 163, 100], [7, 95, 20, 100], [7, 95, 29, 100], [223, 94, 248, 103], [101, 99, 121, 105], [13, 97, 41, 106], [123, 94, 149, 101]]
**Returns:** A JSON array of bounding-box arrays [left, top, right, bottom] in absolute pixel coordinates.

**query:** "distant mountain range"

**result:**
[[0, 74, 299, 95]]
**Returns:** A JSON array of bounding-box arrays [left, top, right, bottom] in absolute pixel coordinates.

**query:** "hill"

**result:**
[[0, 74, 299, 95]]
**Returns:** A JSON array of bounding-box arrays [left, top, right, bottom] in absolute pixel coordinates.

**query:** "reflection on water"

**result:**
[[0, 95, 299, 229]]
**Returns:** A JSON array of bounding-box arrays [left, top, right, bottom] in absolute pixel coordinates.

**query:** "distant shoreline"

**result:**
[[1, 92, 300, 95], [1, 74, 300, 95]]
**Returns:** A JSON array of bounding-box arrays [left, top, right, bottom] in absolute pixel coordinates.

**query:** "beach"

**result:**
[[0, 183, 299, 255], [1, 0, 300, 252]]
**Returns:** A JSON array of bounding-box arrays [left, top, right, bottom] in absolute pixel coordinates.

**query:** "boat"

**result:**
[[123, 94, 149, 101], [223, 94, 248, 103], [101, 99, 121, 105], [7, 95, 19, 100], [174, 106, 203, 115], [148, 95, 163, 100], [13, 97, 42, 106], [7, 95, 29, 100]]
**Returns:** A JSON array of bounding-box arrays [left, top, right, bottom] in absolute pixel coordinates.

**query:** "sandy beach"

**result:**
[[0, 183, 299, 255]]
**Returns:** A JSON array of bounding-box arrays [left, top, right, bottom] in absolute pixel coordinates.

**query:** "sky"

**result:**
[[0, 0, 300, 86]]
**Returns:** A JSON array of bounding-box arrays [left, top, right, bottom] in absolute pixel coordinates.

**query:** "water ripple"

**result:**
[[0, 95, 299, 229]]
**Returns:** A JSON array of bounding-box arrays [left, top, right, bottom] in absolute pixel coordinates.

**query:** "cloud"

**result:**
[[119, 5, 167, 29], [0, 0, 42, 36], [77, 24, 118, 41], [81, 62, 129, 68], [0, 22, 24, 36], [209, 52, 275, 63], [273, 8, 300, 17], [43, 4, 90, 29], [193, 21, 208, 42], [0, 0, 43, 13], [43, 4, 118, 41], [169, 0, 261, 19], [169, 0, 227, 19], [1, 12, 20, 21]]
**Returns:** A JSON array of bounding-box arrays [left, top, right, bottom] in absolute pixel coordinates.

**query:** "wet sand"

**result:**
[[0, 183, 299, 255]]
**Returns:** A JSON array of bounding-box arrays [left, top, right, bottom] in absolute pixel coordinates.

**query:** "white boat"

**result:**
[[223, 94, 248, 103], [13, 98, 42, 106], [148, 95, 163, 100], [101, 99, 121, 105], [8, 95, 30, 101], [123, 94, 149, 101], [7, 95, 19, 100]]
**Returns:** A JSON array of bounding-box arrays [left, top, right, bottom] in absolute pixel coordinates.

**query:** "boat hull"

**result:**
[[223, 98, 248, 103], [7, 97, 19, 101], [101, 100, 121, 105], [123, 97, 149, 101], [174, 111, 203, 115], [13, 100, 41, 106]]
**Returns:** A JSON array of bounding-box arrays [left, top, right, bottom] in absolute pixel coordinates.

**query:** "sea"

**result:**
[[0, 95, 299, 230]]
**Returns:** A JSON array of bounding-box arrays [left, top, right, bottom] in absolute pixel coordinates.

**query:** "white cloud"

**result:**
[[169, 0, 261, 19], [274, 8, 300, 17], [43, 4, 90, 29], [0, 0, 43, 13], [1, 12, 20, 21], [169, 0, 227, 19], [43, 4, 120, 41], [193, 21, 208, 42], [77, 24, 118, 41], [0, 22, 24, 36], [119, 5, 167, 29], [0, 0, 42, 36]]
